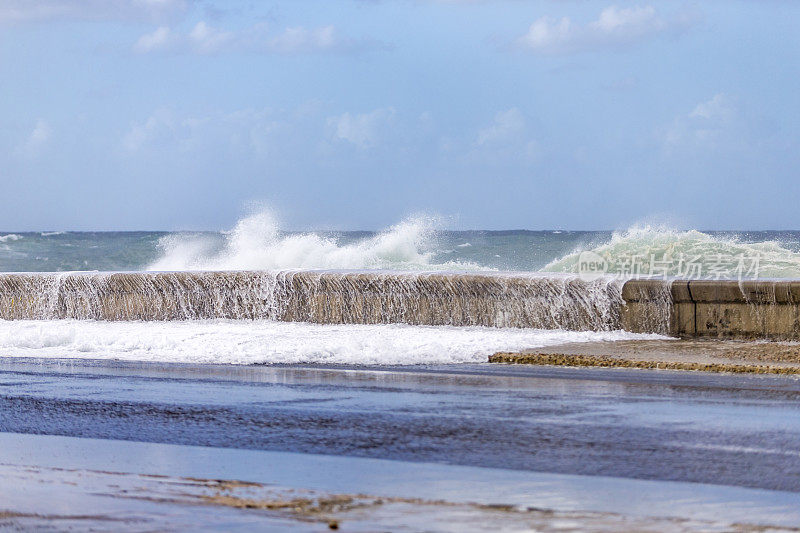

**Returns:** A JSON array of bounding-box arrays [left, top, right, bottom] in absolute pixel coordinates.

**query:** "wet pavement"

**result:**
[[1, 358, 799, 493], [1, 432, 800, 531]]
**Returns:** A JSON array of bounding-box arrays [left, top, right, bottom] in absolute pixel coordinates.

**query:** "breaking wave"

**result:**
[[544, 225, 800, 279], [0, 234, 22, 243], [148, 210, 485, 272]]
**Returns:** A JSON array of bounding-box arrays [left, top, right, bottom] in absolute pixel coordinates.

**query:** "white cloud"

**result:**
[[469, 108, 540, 164], [188, 21, 233, 53], [663, 93, 738, 150], [517, 5, 696, 55], [122, 108, 284, 156], [269, 26, 338, 53], [134, 21, 372, 55], [134, 26, 171, 52], [17, 119, 52, 157], [689, 93, 735, 121], [476, 108, 525, 145], [518, 16, 574, 54], [122, 110, 174, 152], [0, 0, 187, 23], [327, 108, 395, 149]]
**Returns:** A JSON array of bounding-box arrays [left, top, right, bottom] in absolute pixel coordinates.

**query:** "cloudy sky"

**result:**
[[2, 1, 798, 230]]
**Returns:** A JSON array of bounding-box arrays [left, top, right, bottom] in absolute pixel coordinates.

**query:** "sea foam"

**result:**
[[0, 319, 665, 365]]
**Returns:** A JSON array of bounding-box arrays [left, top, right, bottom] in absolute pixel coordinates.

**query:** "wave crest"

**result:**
[[544, 225, 800, 279], [0, 234, 22, 243], [148, 210, 484, 271]]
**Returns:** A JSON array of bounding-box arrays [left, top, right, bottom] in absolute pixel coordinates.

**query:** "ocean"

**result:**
[[2, 211, 800, 365], [3, 210, 800, 277]]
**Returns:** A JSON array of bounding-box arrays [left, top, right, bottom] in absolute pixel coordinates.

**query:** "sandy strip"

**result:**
[[490, 339, 800, 374]]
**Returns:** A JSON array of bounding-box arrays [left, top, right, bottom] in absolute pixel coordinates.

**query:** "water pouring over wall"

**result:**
[[6, 270, 800, 338], [0, 271, 631, 331]]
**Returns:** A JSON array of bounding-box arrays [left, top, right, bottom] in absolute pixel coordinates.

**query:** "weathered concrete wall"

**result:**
[[0, 271, 624, 331], [622, 279, 800, 339], [2, 271, 800, 338]]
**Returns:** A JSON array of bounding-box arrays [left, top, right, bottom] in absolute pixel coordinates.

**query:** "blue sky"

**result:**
[[1, 0, 799, 231]]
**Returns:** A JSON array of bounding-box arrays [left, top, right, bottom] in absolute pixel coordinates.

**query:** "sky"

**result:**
[[1, 0, 799, 231]]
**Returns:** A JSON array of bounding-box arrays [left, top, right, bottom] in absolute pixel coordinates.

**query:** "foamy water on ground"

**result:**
[[0, 320, 665, 365]]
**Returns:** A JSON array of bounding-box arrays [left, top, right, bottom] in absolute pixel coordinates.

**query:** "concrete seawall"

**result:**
[[1, 271, 799, 338], [622, 279, 800, 338], [0, 271, 624, 331]]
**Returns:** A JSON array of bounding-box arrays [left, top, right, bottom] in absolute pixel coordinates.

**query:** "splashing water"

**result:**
[[4, 217, 800, 278], [147, 211, 484, 272], [0, 234, 22, 243], [544, 225, 800, 279]]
